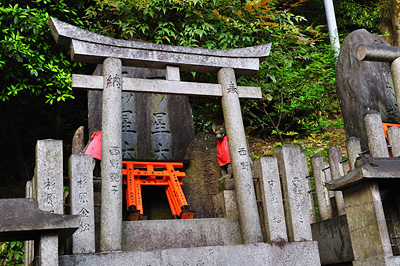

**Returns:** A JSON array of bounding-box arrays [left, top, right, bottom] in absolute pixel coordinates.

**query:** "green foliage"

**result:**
[[0, 0, 88, 103], [0, 241, 24, 266], [84, 0, 338, 136], [335, 0, 380, 35]]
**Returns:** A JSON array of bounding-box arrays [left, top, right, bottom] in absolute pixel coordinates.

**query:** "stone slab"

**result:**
[[253, 156, 288, 243], [273, 145, 313, 242], [72, 74, 262, 99], [35, 139, 63, 214], [69, 154, 95, 254], [311, 215, 354, 265], [0, 198, 80, 242], [326, 157, 400, 191], [352, 256, 400, 266], [60, 241, 320, 266], [49, 17, 271, 75], [183, 132, 222, 218], [122, 218, 242, 252]]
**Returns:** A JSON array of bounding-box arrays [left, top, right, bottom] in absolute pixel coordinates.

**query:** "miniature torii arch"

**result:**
[[49, 17, 271, 251]]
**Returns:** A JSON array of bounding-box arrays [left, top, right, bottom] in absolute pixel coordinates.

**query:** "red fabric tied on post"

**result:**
[[217, 136, 231, 166], [84, 131, 102, 160]]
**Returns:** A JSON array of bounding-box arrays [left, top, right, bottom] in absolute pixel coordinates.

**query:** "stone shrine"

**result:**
[[16, 17, 323, 265]]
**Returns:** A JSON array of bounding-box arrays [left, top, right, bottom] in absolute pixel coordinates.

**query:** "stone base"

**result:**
[[352, 256, 400, 266], [59, 241, 320, 266], [311, 215, 354, 265], [213, 191, 239, 219], [122, 218, 242, 252]]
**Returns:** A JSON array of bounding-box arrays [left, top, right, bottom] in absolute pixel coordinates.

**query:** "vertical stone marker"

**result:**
[[311, 154, 332, 221], [253, 156, 288, 243], [34, 139, 63, 265], [100, 58, 123, 252], [328, 147, 346, 216], [219, 67, 263, 244], [274, 145, 312, 242], [25, 181, 34, 266], [69, 154, 95, 253]]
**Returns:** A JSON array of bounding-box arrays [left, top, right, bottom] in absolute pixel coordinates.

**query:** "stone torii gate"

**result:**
[[49, 17, 271, 251]]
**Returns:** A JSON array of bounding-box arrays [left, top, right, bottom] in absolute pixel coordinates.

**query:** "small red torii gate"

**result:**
[[122, 161, 194, 220]]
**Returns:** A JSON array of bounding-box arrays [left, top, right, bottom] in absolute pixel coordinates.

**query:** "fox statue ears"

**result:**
[[211, 122, 226, 139]]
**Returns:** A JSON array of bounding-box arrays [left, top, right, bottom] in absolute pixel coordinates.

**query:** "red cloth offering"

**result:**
[[84, 131, 102, 160], [217, 136, 231, 166]]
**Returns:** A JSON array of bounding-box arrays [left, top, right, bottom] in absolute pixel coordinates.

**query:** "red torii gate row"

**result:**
[[122, 161, 194, 220]]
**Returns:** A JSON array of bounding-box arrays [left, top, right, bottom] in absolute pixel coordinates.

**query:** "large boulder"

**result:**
[[336, 29, 400, 150], [183, 132, 222, 218]]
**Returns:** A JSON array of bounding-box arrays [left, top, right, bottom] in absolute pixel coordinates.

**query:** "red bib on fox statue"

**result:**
[[217, 136, 231, 166]]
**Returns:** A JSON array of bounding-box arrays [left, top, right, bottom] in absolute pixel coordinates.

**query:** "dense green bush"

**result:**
[[0, 0, 88, 103], [84, 0, 338, 136], [0, 242, 24, 266]]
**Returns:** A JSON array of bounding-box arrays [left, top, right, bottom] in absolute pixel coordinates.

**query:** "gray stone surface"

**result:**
[[49, 17, 271, 76], [0, 198, 80, 242], [342, 182, 393, 260], [391, 57, 400, 118], [73, 74, 262, 99], [69, 154, 95, 254], [39, 233, 58, 266], [35, 139, 63, 214], [253, 156, 288, 243], [345, 137, 361, 171], [336, 29, 400, 150], [122, 218, 242, 252], [311, 214, 353, 265], [301, 150, 316, 223], [387, 126, 400, 156], [25, 181, 34, 266], [100, 58, 123, 251], [326, 157, 400, 190], [213, 190, 239, 219], [60, 241, 320, 266], [352, 256, 400, 266], [219, 67, 263, 244], [328, 147, 346, 216], [88, 65, 195, 160], [364, 111, 390, 157], [274, 145, 312, 242], [72, 126, 85, 154], [183, 133, 222, 218], [311, 155, 332, 221]]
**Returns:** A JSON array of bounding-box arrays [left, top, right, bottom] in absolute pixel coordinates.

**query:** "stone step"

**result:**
[[122, 218, 242, 252], [59, 241, 320, 266]]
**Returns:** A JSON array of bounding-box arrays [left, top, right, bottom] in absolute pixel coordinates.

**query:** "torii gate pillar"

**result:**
[[100, 58, 123, 251], [219, 68, 263, 243]]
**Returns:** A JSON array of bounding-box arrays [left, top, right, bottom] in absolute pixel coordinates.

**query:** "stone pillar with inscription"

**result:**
[[34, 139, 63, 265], [253, 156, 288, 243], [69, 154, 95, 253], [100, 58, 123, 252], [219, 67, 263, 244], [274, 145, 312, 242]]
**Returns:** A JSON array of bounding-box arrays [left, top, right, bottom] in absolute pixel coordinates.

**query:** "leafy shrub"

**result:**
[[0, 241, 24, 266], [83, 0, 338, 137]]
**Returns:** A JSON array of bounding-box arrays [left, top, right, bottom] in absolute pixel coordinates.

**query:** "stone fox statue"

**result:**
[[212, 124, 234, 190]]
